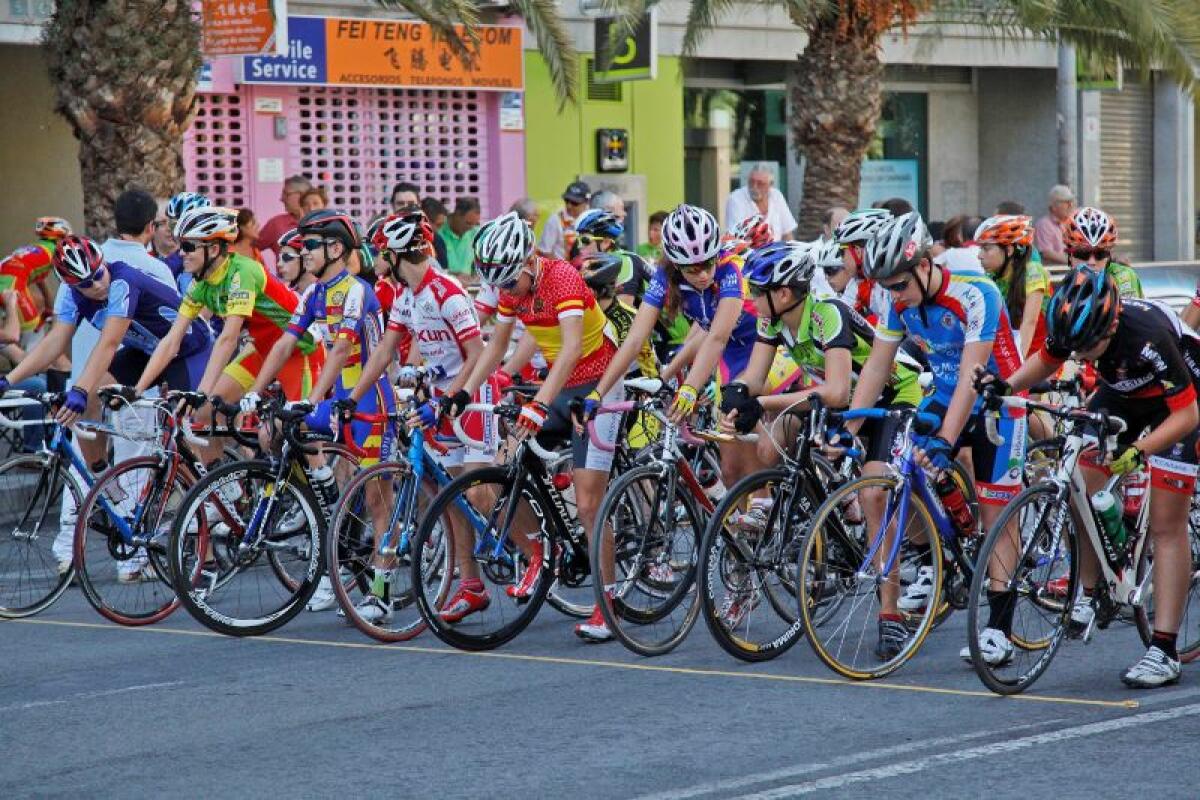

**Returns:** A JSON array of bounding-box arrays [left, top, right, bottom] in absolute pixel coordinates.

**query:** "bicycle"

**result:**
[[796, 406, 982, 679], [167, 395, 360, 637]]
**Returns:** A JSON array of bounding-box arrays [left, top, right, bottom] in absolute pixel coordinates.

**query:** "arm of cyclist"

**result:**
[[718, 342, 774, 434], [937, 340, 993, 446], [594, 300, 660, 399], [767, 347, 853, 414], [1182, 302, 1200, 331], [499, 330, 538, 377], [72, 315, 130, 396], [308, 336, 351, 406], [348, 326, 401, 405], [534, 314, 582, 409], [461, 318, 514, 400], [133, 312, 193, 395], [660, 321, 704, 385], [845, 337, 901, 435], [2, 317, 74, 386], [668, 298, 741, 423], [975, 349, 1058, 397], [446, 334, 484, 399], [0, 291, 20, 345]]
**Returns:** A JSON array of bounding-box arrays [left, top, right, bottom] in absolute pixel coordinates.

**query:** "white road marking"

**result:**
[[736, 702, 1200, 798], [633, 719, 1063, 800], [0, 680, 183, 714]]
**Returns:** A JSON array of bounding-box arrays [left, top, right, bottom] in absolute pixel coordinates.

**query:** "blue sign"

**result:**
[[858, 159, 919, 211], [242, 17, 326, 85]]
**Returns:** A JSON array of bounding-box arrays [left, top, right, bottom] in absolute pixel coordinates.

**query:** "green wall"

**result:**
[[524, 53, 684, 242]]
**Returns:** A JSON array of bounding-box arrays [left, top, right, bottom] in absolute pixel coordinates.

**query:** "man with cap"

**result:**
[[1034, 184, 1076, 266], [539, 179, 591, 259]]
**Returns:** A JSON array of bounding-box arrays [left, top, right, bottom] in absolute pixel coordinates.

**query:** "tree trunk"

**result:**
[[788, 13, 886, 239], [45, 0, 201, 237]]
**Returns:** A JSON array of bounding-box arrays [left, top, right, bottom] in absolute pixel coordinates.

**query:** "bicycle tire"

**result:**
[[73, 455, 197, 626], [798, 474, 944, 680], [169, 459, 324, 637], [592, 463, 703, 657], [411, 465, 553, 651], [966, 483, 1075, 695], [0, 453, 81, 618]]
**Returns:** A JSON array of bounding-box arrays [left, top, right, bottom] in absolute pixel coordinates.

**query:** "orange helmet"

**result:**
[[974, 215, 1033, 248], [1064, 206, 1117, 250], [35, 216, 72, 241]]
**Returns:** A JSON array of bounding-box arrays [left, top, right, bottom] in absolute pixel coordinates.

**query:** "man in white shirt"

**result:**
[[724, 163, 797, 241], [537, 180, 591, 259]]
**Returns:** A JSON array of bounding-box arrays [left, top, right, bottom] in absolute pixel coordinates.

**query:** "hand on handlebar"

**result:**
[[972, 365, 1010, 409], [440, 389, 471, 419], [669, 384, 698, 424], [1109, 445, 1144, 476], [239, 391, 261, 415], [514, 400, 548, 441], [55, 386, 88, 427], [914, 435, 955, 474], [409, 399, 439, 430]]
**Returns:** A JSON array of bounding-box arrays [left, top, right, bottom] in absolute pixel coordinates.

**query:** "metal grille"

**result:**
[[1101, 80, 1155, 263], [183, 92, 250, 208], [291, 87, 489, 221], [586, 59, 623, 102]]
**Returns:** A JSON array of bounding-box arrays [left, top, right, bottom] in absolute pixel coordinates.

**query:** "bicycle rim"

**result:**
[[0, 454, 79, 618]]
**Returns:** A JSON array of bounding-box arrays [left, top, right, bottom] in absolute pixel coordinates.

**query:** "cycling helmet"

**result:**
[[1046, 266, 1120, 353], [579, 253, 624, 297], [975, 215, 1033, 248], [297, 209, 360, 252], [53, 235, 105, 285], [1064, 206, 1118, 250], [174, 206, 238, 243], [833, 208, 892, 246], [863, 211, 932, 281], [813, 237, 844, 273], [662, 204, 720, 266], [277, 228, 303, 252], [373, 210, 434, 255], [744, 241, 816, 291], [165, 192, 211, 222], [473, 211, 535, 287], [728, 214, 773, 250], [573, 209, 624, 241], [35, 216, 72, 241]]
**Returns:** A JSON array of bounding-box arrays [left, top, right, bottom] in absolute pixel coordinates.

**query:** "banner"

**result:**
[[243, 15, 523, 91], [202, 0, 285, 57]]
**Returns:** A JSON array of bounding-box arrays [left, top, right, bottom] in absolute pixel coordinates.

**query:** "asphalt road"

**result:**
[[4, 588, 1199, 799]]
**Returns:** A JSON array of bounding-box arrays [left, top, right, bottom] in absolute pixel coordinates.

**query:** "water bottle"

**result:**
[[935, 473, 975, 536], [1092, 489, 1127, 568], [1122, 469, 1148, 521]]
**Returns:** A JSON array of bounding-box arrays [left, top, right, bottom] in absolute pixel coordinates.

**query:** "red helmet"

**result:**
[[729, 214, 773, 249], [53, 235, 106, 285], [1064, 207, 1118, 250], [373, 211, 434, 256]]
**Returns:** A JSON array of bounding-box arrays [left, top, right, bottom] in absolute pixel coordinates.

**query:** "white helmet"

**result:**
[[174, 206, 238, 243], [833, 208, 893, 246], [662, 204, 720, 265], [813, 237, 844, 273], [373, 210, 433, 255], [743, 241, 817, 291], [473, 211, 534, 287], [864, 212, 932, 281]]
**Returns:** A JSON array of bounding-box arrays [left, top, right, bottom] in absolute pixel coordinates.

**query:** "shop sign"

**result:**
[[593, 10, 656, 83], [242, 15, 523, 91], [202, 0, 285, 57], [858, 159, 919, 211]]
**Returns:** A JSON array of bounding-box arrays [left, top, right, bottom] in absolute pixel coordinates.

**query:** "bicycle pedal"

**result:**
[[1081, 617, 1097, 644]]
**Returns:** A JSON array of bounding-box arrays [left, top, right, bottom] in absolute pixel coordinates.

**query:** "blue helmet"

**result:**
[[573, 208, 623, 241], [166, 192, 211, 222], [1046, 266, 1120, 353], [743, 241, 817, 291]]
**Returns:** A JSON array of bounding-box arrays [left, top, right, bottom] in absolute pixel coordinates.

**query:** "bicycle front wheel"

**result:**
[[798, 474, 944, 680]]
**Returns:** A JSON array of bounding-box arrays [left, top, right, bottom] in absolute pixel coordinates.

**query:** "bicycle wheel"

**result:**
[[926, 461, 981, 631], [698, 468, 807, 662], [411, 465, 553, 651], [0, 453, 81, 618], [169, 459, 324, 636], [798, 474, 944, 680], [328, 460, 453, 643], [593, 463, 703, 657], [74, 455, 196, 626], [966, 483, 1076, 695]]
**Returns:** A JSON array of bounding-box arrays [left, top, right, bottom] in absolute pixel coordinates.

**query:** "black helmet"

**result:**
[[297, 209, 360, 253], [579, 253, 624, 297], [1046, 266, 1120, 353]]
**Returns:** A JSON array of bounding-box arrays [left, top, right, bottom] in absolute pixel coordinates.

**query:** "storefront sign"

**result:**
[[593, 11, 656, 83], [500, 92, 524, 131], [242, 15, 523, 90], [858, 159, 919, 211], [202, 0, 285, 57]]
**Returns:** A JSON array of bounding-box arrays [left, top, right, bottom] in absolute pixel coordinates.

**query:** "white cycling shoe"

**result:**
[[898, 566, 935, 612], [306, 576, 338, 612], [960, 627, 1014, 666], [1121, 646, 1181, 689]]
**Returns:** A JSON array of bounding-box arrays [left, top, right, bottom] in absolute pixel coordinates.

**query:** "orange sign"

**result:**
[[202, 0, 277, 57], [324, 18, 523, 91]]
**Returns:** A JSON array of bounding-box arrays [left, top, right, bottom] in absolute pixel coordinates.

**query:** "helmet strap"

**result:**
[[767, 286, 804, 320], [196, 243, 227, 280]]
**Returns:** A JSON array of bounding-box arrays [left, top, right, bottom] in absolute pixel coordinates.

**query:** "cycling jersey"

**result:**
[[612, 249, 650, 291], [475, 281, 548, 376], [375, 277, 401, 318], [496, 257, 616, 388], [386, 267, 481, 391], [642, 255, 758, 381], [757, 295, 922, 407], [877, 267, 1022, 408], [991, 258, 1050, 352], [180, 253, 316, 356], [1107, 261, 1143, 299], [0, 242, 53, 329], [603, 299, 658, 379]]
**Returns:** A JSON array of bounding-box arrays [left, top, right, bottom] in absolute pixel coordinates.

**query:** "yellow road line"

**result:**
[[12, 618, 1140, 710]]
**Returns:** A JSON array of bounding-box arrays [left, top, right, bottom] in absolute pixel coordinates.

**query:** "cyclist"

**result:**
[[134, 206, 321, 465], [578, 253, 658, 380], [0, 216, 71, 334], [161, 192, 211, 290], [451, 211, 623, 642], [1065, 207, 1142, 299], [274, 229, 314, 293], [977, 268, 1198, 687], [975, 215, 1048, 359], [848, 211, 1025, 666], [723, 241, 922, 655], [588, 203, 763, 489], [814, 208, 892, 324], [719, 213, 774, 262]]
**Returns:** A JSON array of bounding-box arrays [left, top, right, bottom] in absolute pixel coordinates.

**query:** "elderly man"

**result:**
[[725, 162, 796, 241], [1034, 184, 1076, 266], [256, 174, 312, 258], [538, 180, 591, 259], [591, 189, 626, 223]]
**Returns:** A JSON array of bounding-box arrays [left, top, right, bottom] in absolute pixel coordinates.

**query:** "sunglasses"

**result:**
[[279, 252, 300, 264], [74, 266, 106, 289], [577, 234, 609, 247], [301, 238, 330, 252], [679, 261, 716, 276], [880, 277, 912, 293], [1070, 248, 1111, 263], [179, 240, 206, 254], [822, 263, 844, 276]]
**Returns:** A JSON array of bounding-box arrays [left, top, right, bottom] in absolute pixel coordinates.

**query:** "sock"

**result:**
[[461, 577, 484, 592], [370, 568, 392, 600], [986, 589, 1017, 636], [90, 459, 108, 475], [879, 612, 904, 623], [1151, 630, 1179, 661]]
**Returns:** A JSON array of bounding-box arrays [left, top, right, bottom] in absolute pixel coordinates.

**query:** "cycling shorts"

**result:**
[[309, 382, 397, 468], [225, 345, 318, 401], [1082, 388, 1200, 496], [921, 399, 1027, 506], [537, 381, 624, 474], [764, 349, 805, 395], [435, 375, 501, 468], [717, 339, 756, 386], [109, 345, 212, 392]]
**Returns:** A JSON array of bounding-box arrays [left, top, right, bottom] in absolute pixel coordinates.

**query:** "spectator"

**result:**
[[1034, 184, 1076, 265], [725, 162, 796, 240], [591, 189, 626, 223], [390, 181, 421, 212], [256, 175, 312, 257], [638, 210, 667, 263], [823, 206, 850, 240], [231, 208, 265, 265], [995, 200, 1026, 215], [539, 180, 591, 259], [932, 214, 983, 273], [434, 197, 481, 280], [510, 197, 541, 230], [875, 197, 914, 217], [301, 187, 328, 215], [422, 197, 448, 231], [104, 189, 176, 290], [150, 201, 178, 262]]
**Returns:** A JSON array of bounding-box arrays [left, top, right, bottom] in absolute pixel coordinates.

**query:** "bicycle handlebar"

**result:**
[[450, 402, 561, 462]]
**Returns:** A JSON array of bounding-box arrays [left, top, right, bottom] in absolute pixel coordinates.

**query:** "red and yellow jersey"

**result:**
[[0, 241, 55, 329], [288, 270, 385, 391], [496, 257, 616, 387]]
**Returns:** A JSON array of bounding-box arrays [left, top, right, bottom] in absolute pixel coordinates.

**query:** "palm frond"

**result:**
[[680, 0, 741, 56], [510, 0, 579, 109], [595, 0, 650, 72], [375, 0, 481, 63]]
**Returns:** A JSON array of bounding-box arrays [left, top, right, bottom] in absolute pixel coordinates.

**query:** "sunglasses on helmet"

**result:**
[[73, 265, 106, 289], [577, 234, 610, 247], [1069, 248, 1111, 263]]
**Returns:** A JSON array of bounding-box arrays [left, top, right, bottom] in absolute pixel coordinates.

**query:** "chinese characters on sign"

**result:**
[[202, 0, 281, 57]]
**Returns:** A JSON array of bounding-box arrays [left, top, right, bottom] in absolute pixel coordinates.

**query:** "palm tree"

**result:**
[[45, 0, 201, 235]]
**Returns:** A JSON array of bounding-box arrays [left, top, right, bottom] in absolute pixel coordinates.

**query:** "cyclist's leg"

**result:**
[[863, 405, 909, 617], [573, 381, 622, 585], [1143, 432, 1199, 637]]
